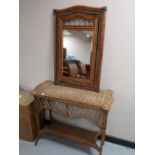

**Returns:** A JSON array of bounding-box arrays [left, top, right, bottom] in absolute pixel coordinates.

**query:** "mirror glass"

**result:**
[[63, 30, 94, 79]]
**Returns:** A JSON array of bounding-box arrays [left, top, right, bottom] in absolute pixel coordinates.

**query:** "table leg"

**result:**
[[49, 109, 52, 123], [99, 132, 105, 155], [34, 112, 40, 145]]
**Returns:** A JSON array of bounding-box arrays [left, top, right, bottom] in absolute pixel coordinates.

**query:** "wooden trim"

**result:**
[[53, 5, 107, 14], [105, 135, 135, 149]]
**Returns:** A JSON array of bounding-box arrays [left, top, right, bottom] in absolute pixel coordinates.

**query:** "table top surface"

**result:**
[[32, 81, 114, 110]]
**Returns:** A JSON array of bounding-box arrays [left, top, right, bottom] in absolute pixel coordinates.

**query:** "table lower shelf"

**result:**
[[36, 119, 102, 151]]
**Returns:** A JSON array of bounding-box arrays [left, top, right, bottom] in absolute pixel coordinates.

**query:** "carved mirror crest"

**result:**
[[53, 6, 107, 91]]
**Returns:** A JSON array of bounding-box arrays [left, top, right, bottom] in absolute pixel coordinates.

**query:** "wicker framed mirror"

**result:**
[[53, 6, 107, 91]]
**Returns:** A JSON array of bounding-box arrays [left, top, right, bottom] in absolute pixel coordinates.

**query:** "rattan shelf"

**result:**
[[36, 119, 101, 151]]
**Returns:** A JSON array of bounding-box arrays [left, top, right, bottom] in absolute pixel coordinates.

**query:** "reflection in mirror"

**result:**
[[63, 30, 94, 79]]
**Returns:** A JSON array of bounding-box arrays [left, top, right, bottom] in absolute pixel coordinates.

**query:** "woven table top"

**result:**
[[32, 81, 114, 110]]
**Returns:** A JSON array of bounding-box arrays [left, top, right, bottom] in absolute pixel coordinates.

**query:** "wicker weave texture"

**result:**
[[32, 81, 113, 110], [34, 97, 105, 129]]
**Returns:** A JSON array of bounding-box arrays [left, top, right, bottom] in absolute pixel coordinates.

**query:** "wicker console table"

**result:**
[[32, 81, 113, 155]]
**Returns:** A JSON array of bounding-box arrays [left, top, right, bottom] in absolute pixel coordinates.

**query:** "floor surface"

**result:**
[[19, 136, 135, 155]]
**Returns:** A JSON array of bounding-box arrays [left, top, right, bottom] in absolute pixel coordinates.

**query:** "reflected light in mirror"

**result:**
[[63, 30, 94, 79]]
